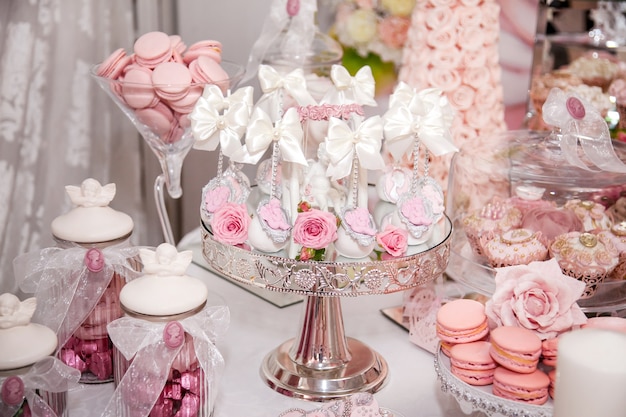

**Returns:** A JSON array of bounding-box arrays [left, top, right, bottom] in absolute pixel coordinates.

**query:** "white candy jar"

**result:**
[[14, 178, 141, 383], [0, 293, 81, 417], [102, 243, 229, 417]]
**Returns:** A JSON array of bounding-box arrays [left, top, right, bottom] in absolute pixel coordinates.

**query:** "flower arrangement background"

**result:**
[[326, 0, 416, 96]]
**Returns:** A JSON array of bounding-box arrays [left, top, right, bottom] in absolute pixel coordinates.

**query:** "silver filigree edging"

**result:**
[[200, 216, 452, 297]]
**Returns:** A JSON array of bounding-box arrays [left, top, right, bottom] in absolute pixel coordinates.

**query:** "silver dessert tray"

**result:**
[[201, 215, 452, 401], [434, 345, 553, 417]]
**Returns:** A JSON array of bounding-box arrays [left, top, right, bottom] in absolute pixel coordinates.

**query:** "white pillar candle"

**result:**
[[553, 328, 626, 417]]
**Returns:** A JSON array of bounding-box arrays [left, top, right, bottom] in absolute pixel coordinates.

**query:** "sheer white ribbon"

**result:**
[[101, 305, 229, 417], [0, 357, 80, 417], [190, 85, 253, 157], [383, 83, 457, 161], [13, 244, 142, 352], [325, 115, 385, 181], [234, 107, 307, 166], [542, 87, 626, 173], [322, 65, 377, 107], [242, 0, 318, 84]]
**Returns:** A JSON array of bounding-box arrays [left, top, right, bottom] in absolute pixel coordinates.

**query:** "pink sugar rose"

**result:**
[[344, 207, 376, 235], [259, 198, 290, 231], [401, 196, 433, 226], [211, 202, 250, 246], [427, 68, 461, 93], [424, 6, 455, 29], [448, 85, 475, 111], [522, 207, 583, 242], [463, 67, 491, 90], [458, 26, 485, 51], [205, 186, 231, 213], [376, 225, 408, 257], [293, 209, 338, 250], [485, 258, 588, 340]]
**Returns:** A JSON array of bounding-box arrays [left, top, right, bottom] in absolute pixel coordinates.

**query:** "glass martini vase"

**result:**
[[91, 61, 244, 244]]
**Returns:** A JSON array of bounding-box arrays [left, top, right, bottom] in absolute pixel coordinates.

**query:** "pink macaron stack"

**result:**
[[96, 31, 231, 144], [448, 341, 497, 386], [436, 299, 490, 356]]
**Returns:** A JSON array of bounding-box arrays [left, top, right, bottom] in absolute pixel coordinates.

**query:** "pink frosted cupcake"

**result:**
[[462, 197, 523, 257], [598, 222, 626, 280], [563, 199, 612, 232], [505, 185, 556, 216], [549, 231, 619, 298], [482, 228, 548, 268]]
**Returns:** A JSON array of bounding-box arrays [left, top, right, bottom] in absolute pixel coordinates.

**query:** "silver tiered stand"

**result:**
[[201, 215, 452, 401]]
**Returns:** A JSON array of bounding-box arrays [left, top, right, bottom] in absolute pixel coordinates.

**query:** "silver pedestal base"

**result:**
[[261, 337, 389, 401]]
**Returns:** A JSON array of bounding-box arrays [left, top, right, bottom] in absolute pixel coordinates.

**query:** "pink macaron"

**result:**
[[436, 299, 489, 345], [135, 102, 175, 136], [541, 336, 559, 367], [492, 367, 550, 405], [97, 47, 132, 79], [133, 31, 173, 68], [151, 61, 192, 101], [489, 326, 542, 374], [121, 66, 158, 109], [183, 39, 222, 64], [582, 316, 626, 333], [449, 341, 497, 386]]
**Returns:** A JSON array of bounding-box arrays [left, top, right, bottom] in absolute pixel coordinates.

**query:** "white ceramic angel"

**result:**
[[65, 178, 116, 208], [0, 293, 37, 329], [140, 243, 193, 276]]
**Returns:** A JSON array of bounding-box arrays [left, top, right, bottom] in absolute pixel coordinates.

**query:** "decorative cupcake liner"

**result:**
[[561, 269, 607, 299]]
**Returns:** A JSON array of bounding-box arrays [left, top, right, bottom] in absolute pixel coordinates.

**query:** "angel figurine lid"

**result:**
[[50, 178, 134, 243], [0, 294, 57, 370], [119, 243, 208, 317]]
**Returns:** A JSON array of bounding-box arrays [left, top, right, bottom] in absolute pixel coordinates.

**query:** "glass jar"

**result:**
[[0, 293, 81, 417], [15, 178, 139, 384], [103, 243, 229, 417]]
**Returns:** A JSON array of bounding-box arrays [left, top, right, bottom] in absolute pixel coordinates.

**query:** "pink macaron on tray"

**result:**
[[445, 129, 626, 316], [435, 347, 553, 417], [92, 31, 244, 244]]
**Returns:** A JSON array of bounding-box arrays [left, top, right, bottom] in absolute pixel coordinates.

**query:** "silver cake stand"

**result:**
[[201, 215, 452, 400]]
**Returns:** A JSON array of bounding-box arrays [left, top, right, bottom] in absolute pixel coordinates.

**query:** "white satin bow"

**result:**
[[258, 65, 316, 106], [102, 305, 229, 417], [234, 106, 308, 166], [190, 85, 253, 157], [383, 82, 457, 161], [325, 115, 385, 180], [322, 65, 377, 107], [0, 357, 80, 417], [542, 87, 626, 173]]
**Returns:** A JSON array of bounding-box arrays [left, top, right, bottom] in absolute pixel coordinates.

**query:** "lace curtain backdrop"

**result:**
[[0, 0, 159, 296]]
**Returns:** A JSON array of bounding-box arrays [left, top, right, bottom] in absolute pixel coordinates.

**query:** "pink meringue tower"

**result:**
[[398, 0, 507, 194]]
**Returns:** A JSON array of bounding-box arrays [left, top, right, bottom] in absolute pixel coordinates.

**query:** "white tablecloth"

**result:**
[[67, 231, 480, 417]]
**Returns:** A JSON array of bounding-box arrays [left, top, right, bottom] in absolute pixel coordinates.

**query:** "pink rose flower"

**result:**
[[293, 209, 338, 250], [378, 15, 410, 49], [463, 67, 491, 90], [430, 48, 462, 69], [448, 85, 476, 111], [457, 26, 485, 51], [211, 202, 250, 246], [426, 26, 456, 50], [424, 6, 456, 29], [485, 258, 588, 340], [426, 68, 461, 92], [376, 225, 408, 257], [205, 186, 231, 213]]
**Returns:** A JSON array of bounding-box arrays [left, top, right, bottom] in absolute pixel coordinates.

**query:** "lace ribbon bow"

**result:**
[[542, 87, 626, 173], [0, 357, 80, 417], [234, 106, 307, 165], [325, 115, 385, 180], [14, 244, 142, 351], [101, 304, 229, 417], [383, 82, 457, 161], [322, 65, 377, 107], [190, 85, 253, 157]]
